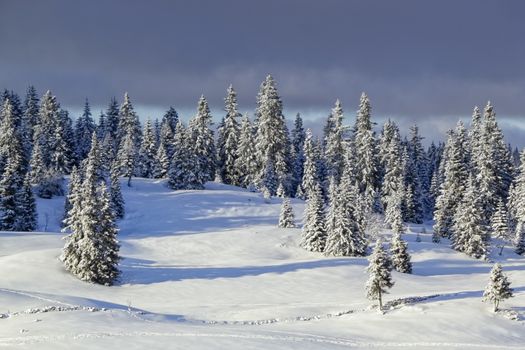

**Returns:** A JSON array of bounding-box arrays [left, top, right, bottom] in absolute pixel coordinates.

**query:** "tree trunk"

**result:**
[[499, 245, 504, 256], [494, 300, 499, 312], [378, 289, 383, 311], [127, 174, 132, 187]]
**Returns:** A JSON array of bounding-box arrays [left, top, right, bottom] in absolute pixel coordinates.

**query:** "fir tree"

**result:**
[[153, 142, 170, 179], [301, 129, 319, 199], [23, 86, 39, 153], [217, 85, 241, 185], [452, 175, 489, 259], [63, 166, 81, 228], [105, 97, 120, 141], [75, 99, 96, 161], [491, 199, 510, 255], [365, 240, 394, 311], [324, 100, 345, 184], [0, 156, 22, 230], [235, 114, 258, 188], [254, 75, 291, 192], [390, 233, 412, 273], [15, 174, 38, 231], [290, 113, 306, 196], [301, 183, 326, 252], [137, 119, 156, 178], [482, 263, 513, 312], [433, 122, 468, 242], [116, 133, 136, 187], [188, 96, 216, 183], [278, 198, 295, 228], [324, 173, 367, 256], [110, 163, 125, 219], [353, 92, 378, 212], [117, 93, 142, 151]]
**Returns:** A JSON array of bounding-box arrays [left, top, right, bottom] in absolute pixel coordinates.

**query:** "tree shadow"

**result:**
[[118, 257, 367, 285]]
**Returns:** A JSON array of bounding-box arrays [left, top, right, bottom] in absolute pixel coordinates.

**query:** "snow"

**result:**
[[1, 178, 524, 349]]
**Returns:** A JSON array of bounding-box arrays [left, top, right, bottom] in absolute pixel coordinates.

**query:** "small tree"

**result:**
[[278, 198, 295, 228], [365, 240, 394, 311], [390, 233, 412, 273], [482, 263, 513, 312]]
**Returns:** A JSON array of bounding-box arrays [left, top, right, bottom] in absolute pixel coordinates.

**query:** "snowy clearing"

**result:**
[[0, 178, 524, 349]]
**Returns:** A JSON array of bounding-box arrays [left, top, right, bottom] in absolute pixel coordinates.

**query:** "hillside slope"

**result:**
[[0, 178, 524, 349]]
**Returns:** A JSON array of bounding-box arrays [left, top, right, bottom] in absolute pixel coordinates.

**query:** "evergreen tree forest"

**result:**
[[1, 75, 525, 284]]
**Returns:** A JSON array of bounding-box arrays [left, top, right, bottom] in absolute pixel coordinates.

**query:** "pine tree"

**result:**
[[254, 75, 291, 192], [390, 233, 412, 273], [159, 107, 178, 160], [75, 99, 96, 161], [290, 113, 306, 196], [105, 97, 120, 141], [110, 163, 125, 219], [365, 240, 394, 311], [301, 183, 326, 252], [278, 198, 295, 228], [217, 85, 241, 185], [23, 86, 39, 153], [491, 199, 510, 255], [153, 142, 170, 179], [353, 92, 378, 212], [168, 122, 201, 190], [482, 263, 513, 312], [324, 173, 367, 256], [63, 166, 81, 228], [235, 114, 258, 188], [15, 174, 38, 231], [385, 183, 405, 234], [324, 100, 345, 184], [137, 119, 156, 178], [452, 175, 489, 259], [301, 129, 319, 199], [116, 133, 136, 187], [405, 125, 426, 222], [261, 158, 278, 196], [117, 93, 142, 151], [0, 156, 22, 230], [433, 122, 469, 242], [188, 96, 216, 184]]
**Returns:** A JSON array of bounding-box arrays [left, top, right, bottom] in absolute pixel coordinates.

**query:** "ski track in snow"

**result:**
[[0, 330, 522, 348]]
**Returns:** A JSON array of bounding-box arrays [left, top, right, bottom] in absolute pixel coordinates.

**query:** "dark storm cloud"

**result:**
[[1, 0, 525, 144]]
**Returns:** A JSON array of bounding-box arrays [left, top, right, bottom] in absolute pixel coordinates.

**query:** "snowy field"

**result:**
[[0, 178, 524, 349]]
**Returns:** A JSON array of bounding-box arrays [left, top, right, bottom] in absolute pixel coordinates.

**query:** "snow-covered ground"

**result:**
[[0, 178, 524, 349]]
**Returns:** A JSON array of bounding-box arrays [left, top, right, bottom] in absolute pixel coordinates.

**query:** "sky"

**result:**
[[1, 0, 525, 145]]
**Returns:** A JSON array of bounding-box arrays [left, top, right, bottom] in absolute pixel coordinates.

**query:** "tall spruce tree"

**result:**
[[324, 100, 345, 184], [137, 119, 156, 178], [290, 113, 306, 196], [217, 85, 241, 185], [235, 114, 258, 188], [433, 122, 469, 242], [491, 199, 510, 255], [75, 99, 96, 161], [15, 174, 38, 231], [301, 183, 326, 252], [110, 163, 125, 219], [301, 129, 319, 199], [188, 96, 216, 184]]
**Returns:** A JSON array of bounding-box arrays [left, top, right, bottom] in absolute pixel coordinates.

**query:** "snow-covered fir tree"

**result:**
[[278, 198, 295, 228], [433, 122, 469, 242], [324, 100, 345, 184], [168, 122, 201, 190], [217, 85, 241, 185], [491, 199, 510, 255], [110, 163, 125, 219], [137, 119, 156, 178], [390, 233, 412, 273], [301, 183, 326, 252], [235, 114, 258, 188], [15, 173, 37, 231], [254, 75, 291, 193], [75, 99, 96, 161], [452, 175, 489, 259], [23, 86, 39, 152], [290, 113, 306, 196], [0, 156, 22, 230], [301, 129, 319, 200], [385, 183, 405, 234], [261, 158, 278, 196], [159, 107, 178, 160], [365, 240, 394, 311], [324, 172, 367, 256], [104, 97, 120, 141], [117, 93, 142, 151], [482, 263, 513, 312], [404, 125, 426, 222], [115, 133, 136, 187], [188, 96, 216, 184], [153, 142, 170, 179], [353, 92, 378, 212]]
